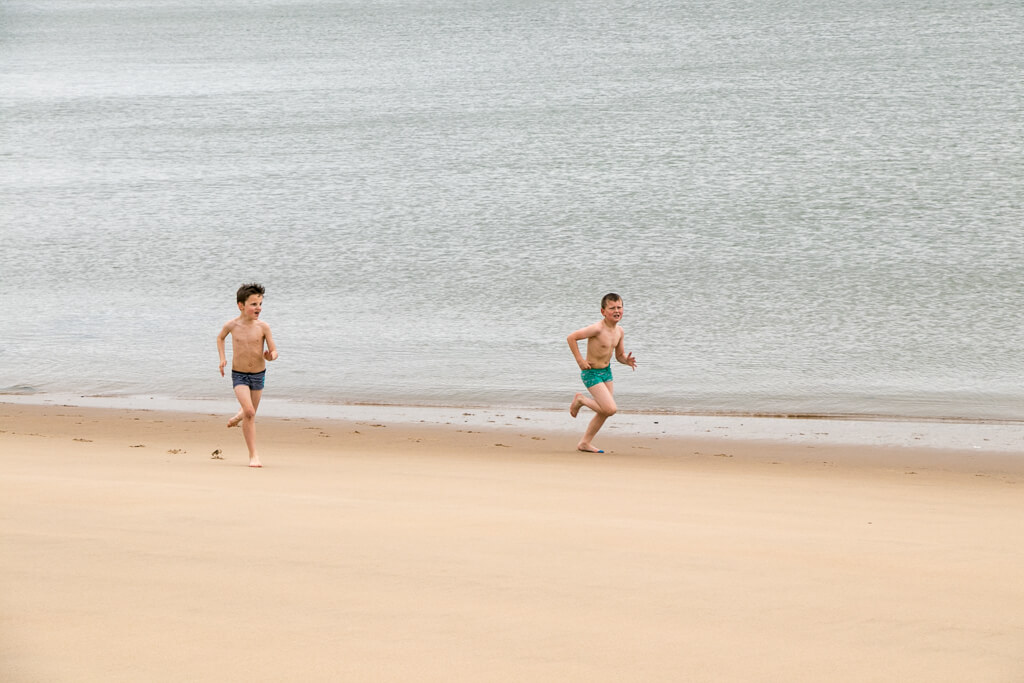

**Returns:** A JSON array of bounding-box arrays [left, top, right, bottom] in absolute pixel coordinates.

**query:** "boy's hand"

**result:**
[[577, 359, 591, 371], [624, 352, 637, 370], [265, 350, 278, 361], [219, 360, 226, 377]]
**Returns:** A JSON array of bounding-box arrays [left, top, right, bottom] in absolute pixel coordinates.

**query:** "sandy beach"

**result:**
[[2, 402, 1022, 682]]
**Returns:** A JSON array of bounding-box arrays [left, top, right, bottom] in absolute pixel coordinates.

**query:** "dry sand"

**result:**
[[2, 402, 1022, 682]]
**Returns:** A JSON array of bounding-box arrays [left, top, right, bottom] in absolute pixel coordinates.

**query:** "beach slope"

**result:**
[[2, 404, 1022, 682]]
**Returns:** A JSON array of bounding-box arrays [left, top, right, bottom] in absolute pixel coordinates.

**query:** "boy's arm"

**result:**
[[216, 322, 232, 377], [615, 330, 637, 370], [566, 324, 598, 370], [262, 322, 279, 361]]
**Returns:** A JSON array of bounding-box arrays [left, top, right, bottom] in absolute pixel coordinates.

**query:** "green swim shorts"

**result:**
[[581, 365, 613, 388]]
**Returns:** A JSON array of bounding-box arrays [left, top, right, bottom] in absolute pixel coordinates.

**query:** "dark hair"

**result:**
[[601, 292, 622, 309], [236, 282, 265, 304]]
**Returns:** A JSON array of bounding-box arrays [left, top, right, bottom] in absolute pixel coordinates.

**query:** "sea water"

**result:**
[[2, 0, 1023, 421]]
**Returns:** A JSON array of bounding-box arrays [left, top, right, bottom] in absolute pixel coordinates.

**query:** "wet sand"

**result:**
[[2, 402, 1022, 682]]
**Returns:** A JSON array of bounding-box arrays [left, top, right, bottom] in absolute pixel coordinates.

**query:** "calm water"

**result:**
[[2, 0, 1023, 420]]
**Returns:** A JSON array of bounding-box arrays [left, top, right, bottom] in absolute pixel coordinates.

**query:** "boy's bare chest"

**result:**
[[232, 323, 264, 346], [590, 328, 620, 351]]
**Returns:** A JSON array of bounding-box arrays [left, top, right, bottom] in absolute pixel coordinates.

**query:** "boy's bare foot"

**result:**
[[570, 393, 584, 418], [249, 455, 262, 468], [576, 443, 604, 454], [227, 412, 243, 428]]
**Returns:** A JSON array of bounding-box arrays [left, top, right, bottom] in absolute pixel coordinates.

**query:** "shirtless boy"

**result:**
[[217, 283, 278, 467], [567, 293, 637, 453]]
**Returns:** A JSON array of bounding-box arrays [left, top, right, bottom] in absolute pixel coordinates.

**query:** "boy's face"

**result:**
[[601, 299, 623, 323], [238, 294, 263, 320]]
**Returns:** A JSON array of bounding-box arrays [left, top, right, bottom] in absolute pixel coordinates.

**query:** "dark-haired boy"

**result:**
[[567, 293, 637, 453], [217, 283, 278, 467]]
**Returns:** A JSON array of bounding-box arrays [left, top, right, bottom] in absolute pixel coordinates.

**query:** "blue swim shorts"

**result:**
[[581, 365, 613, 388], [231, 369, 266, 391]]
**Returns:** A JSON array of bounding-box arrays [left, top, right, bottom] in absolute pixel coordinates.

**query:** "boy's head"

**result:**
[[236, 282, 265, 304], [601, 292, 622, 310], [601, 293, 623, 324]]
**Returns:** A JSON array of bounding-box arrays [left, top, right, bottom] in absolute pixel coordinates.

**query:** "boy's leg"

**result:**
[[228, 388, 263, 426], [232, 385, 262, 467], [577, 381, 616, 453]]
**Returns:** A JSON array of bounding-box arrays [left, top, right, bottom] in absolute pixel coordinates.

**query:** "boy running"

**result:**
[[217, 283, 278, 467], [567, 293, 637, 453]]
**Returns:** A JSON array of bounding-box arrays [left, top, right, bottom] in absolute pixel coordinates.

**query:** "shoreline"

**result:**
[[4, 387, 1023, 425], [3, 392, 1024, 456]]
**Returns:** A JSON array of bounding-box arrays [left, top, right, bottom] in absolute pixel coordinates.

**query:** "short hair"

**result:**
[[236, 282, 265, 304], [601, 292, 622, 309]]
